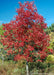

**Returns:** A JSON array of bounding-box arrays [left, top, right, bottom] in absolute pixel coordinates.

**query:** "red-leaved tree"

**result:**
[[1, 1, 53, 63]]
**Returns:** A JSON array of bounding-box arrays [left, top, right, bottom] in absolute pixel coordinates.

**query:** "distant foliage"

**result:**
[[0, 25, 5, 35], [45, 23, 54, 34], [50, 23, 54, 32], [49, 32, 54, 50], [45, 23, 54, 50], [46, 55, 54, 63]]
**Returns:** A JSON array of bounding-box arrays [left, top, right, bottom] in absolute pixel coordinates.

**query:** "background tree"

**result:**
[[0, 25, 5, 64], [45, 23, 54, 50], [0, 25, 5, 35], [50, 23, 54, 32], [45, 23, 54, 34]]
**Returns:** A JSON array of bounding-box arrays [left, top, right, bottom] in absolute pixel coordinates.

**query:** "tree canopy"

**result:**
[[1, 1, 53, 62]]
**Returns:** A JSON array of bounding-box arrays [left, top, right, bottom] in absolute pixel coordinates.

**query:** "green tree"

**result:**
[[50, 23, 54, 32], [0, 25, 5, 35], [0, 25, 5, 63], [45, 23, 54, 34]]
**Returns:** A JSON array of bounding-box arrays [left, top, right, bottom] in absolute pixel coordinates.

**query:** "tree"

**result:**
[[49, 32, 54, 50], [45, 27, 51, 34], [45, 23, 54, 34], [50, 23, 54, 32], [45, 23, 54, 50], [0, 25, 5, 64], [0, 25, 5, 35], [1, 1, 53, 75]]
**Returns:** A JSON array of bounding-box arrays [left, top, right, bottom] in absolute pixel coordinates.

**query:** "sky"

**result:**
[[0, 0, 54, 26]]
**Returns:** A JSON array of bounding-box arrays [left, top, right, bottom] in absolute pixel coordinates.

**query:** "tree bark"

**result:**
[[2, 54, 4, 64], [26, 61, 30, 75]]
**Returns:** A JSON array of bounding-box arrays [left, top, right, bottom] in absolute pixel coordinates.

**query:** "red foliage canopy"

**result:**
[[1, 1, 53, 62]]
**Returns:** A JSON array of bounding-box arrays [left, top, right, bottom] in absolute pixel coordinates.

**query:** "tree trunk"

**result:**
[[26, 61, 30, 75], [2, 54, 4, 64]]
